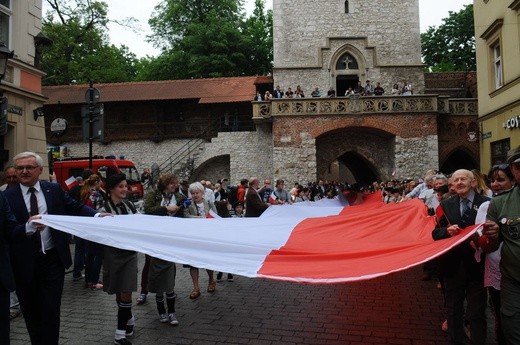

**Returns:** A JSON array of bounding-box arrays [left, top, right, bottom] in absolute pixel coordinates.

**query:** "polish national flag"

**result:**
[[36, 193, 482, 284], [269, 191, 278, 204], [64, 176, 78, 190], [207, 209, 220, 218]]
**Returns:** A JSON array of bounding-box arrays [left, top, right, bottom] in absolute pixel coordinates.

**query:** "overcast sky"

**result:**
[[44, 0, 473, 58]]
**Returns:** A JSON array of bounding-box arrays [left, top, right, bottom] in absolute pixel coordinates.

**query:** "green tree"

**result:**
[[241, 0, 273, 76], [143, 0, 272, 80], [41, 0, 138, 85], [421, 4, 475, 72]]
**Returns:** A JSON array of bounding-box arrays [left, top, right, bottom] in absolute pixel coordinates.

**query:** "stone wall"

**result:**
[[63, 139, 199, 174], [193, 125, 273, 185], [273, 0, 421, 67], [273, 0, 423, 96], [64, 127, 274, 186], [395, 135, 439, 180]]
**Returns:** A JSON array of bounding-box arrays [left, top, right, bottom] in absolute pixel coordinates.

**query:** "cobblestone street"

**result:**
[[10, 251, 497, 345]]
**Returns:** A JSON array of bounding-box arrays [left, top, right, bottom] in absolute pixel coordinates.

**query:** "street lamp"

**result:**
[[0, 42, 14, 81]]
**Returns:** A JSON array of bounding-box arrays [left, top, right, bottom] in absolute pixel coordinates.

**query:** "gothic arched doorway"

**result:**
[[316, 127, 395, 185], [440, 149, 478, 175]]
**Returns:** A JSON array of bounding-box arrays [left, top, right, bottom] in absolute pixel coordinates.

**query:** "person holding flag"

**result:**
[[245, 177, 270, 217], [432, 169, 489, 345], [183, 182, 217, 299]]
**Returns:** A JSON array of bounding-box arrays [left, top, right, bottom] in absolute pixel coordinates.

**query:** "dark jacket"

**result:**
[[0, 192, 17, 292], [244, 187, 268, 217], [4, 181, 98, 283], [432, 193, 490, 278]]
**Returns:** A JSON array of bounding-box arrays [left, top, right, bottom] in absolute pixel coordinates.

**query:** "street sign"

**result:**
[[84, 87, 100, 105]]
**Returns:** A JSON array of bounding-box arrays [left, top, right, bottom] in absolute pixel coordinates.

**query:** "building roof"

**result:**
[[42, 76, 272, 105]]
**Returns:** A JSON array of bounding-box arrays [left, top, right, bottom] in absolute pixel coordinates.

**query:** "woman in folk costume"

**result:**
[[183, 182, 217, 299], [99, 174, 139, 345]]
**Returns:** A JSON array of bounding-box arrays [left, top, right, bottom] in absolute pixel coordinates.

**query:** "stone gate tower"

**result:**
[[272, 0, 425, 95]]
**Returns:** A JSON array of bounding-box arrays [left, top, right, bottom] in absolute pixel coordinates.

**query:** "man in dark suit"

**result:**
[[244, 177, 269, 217], [432, 169, 490, 345], [0, 192, 18, 345], [4, 152, 101, 345]]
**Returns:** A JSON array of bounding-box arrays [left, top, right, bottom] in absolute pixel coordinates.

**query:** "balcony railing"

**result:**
[[252, 95, 477, 120]]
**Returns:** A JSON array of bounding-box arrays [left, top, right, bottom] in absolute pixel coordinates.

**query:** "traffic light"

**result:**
[[81, 103, 105, 142], [0, 97, 8, 136]]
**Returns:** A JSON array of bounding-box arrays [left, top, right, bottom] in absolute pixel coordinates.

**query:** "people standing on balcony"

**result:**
[[264, 91, 272, 101], [254, 91, 263, 101], [327, 87, 336, 97], [402, 80, 413, 95], [364, 80, 374, 95], [295, 85, 305, 98], [311, 87, 321, 97], [345, 87, 354, 96], [354, 81, 364, 94], [374, 82, 385, 95], [391, 83, 401, 95], [273, 85, 284, 98], [285, 87, 294, 98], [183, 182, 217, 299]]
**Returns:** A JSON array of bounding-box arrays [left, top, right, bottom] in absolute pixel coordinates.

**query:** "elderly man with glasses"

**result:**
[[483, 145, 520, 345]]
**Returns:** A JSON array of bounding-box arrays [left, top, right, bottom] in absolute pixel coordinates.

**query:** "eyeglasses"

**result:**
[[14, 165, 39, 172]]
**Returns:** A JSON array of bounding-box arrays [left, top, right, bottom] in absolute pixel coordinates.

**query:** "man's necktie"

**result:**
[[460, 198, 471, 227], [29, 187, 41, 251]]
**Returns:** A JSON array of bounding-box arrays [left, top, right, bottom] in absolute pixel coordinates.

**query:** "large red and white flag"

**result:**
[[37, 194, 481, 283]]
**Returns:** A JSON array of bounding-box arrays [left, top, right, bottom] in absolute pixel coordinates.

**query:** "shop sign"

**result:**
[[504, 115, 520, 129], [481, 132, 492, 140], [50, 118, 68, 136], [8, 105, 22, 115]]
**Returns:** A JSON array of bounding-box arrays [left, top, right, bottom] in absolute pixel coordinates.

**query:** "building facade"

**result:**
[[42, 2, 480, 186], [475, 0, 520, 171], [272, 0, 425, 97], [0, 0, 48, 170]]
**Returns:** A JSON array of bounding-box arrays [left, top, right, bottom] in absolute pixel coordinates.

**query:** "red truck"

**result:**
[[52, 156, 144, 201]]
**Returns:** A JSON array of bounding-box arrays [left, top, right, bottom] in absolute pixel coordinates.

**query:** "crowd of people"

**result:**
[[1, 146, 520, 345], [253, 80, 413, 101]]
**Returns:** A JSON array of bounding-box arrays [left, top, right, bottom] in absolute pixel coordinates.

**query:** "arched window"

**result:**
[[335, 52, 358, 70], [345, 0, 349, 13]]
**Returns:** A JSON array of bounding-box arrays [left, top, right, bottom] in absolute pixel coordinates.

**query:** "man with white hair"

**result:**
[[432, 169, 490, 345], [245, 177, 269, 217]]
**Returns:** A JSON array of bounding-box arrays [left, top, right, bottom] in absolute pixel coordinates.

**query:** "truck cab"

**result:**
[[52, 156, 144, 201]]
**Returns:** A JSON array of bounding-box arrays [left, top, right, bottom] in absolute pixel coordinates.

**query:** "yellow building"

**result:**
[[0, 0, 48, 170], [475, 0, 520, 172]]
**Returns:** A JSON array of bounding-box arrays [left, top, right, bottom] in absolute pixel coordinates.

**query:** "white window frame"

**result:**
[[493, 43, 503, 89]]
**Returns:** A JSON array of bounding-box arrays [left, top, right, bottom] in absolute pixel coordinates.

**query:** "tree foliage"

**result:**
[[142, 0, 273, 80], [421, 4, 475, 72], [41, 0, 138, 85]]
